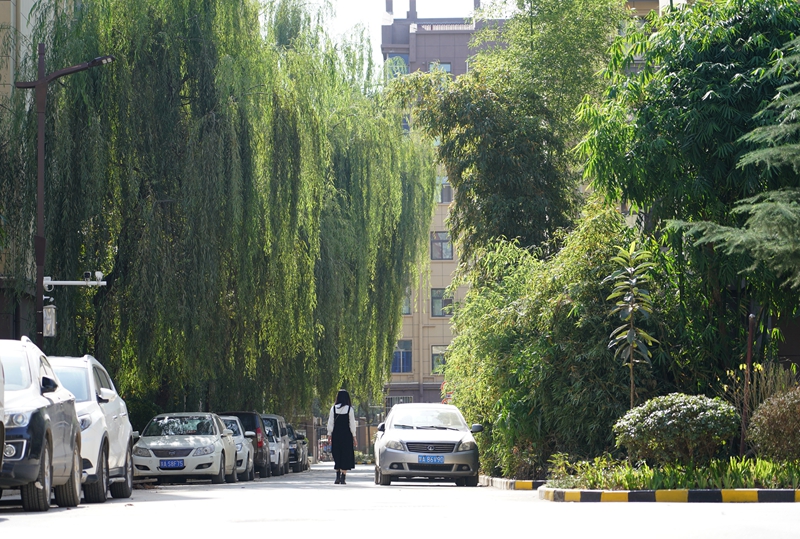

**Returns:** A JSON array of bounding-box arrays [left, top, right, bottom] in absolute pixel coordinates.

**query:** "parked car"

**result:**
[[262, 414, 289, 475], [287, 424, 308, 472], [0, 337, 83, 511], [132, 412, 237, 484], [50, 354, 135, 502], [374, 403, 482, 487], [266, 428, 279, 475], [220, 415, 255, 481], [220, 411, 270, 478]]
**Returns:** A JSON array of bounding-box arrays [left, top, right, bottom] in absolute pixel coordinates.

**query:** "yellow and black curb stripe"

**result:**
[[479, 475, 546, 490], [539, 487, 800, 503]]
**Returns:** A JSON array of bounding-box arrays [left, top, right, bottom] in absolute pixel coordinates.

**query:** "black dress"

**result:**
[[331, 405, 355, 470]]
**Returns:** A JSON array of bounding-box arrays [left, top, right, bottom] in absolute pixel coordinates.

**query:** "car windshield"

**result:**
[[389, 409, 468, 431], [223, 419, 241, 436], [1, 351, 32, 391], [143, 416, 215, 436], [51, 366, 91, 402]]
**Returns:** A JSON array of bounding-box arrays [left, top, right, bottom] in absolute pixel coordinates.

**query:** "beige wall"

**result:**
[[0, 0, 36, 97]]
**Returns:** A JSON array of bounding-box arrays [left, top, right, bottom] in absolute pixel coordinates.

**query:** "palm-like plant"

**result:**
[[603, 241, 659, 409]]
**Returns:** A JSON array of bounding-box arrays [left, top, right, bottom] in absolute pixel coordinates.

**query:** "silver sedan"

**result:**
[[374, 403, 482, 486]]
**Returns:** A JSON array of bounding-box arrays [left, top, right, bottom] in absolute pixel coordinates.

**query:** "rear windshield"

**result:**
[[52, 366, 91, 402], [143, 416, 215, 436], [1, 351, 32, 391]]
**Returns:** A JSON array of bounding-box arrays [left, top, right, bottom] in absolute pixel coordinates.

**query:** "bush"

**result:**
[[748, 387, 800, 460], [613, 393, 739, 465]]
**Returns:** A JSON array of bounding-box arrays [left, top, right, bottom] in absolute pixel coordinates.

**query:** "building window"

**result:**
[[402, 287, 412, 315], [431, 289, 452, 317], [392, 340, 412, 373], [432, 345, 447, 374], [430, 61, 451, 73], [436, 176, 453, 203], [431, 231, 453, 261], [387, 53, 409, 77]]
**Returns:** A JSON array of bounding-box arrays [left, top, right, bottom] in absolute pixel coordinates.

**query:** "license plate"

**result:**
[[418, 455, 444, 464], [159, 459, 184, 469]]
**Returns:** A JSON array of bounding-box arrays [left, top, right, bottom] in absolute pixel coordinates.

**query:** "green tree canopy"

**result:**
[[0, 0, 435, 418]]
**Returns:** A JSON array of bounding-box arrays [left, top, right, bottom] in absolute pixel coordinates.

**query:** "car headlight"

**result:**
[[194, 444, 215, 456], [79, 414, 93, 431], [133, 446, 151, 458], [235, 443, 243, 452], [4, 410, 33, 428], [385, 440, 404, 451], [456, 440, 477, 452]]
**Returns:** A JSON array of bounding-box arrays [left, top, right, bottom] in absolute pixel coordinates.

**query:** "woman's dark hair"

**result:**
[[335, 389, 351, 407]]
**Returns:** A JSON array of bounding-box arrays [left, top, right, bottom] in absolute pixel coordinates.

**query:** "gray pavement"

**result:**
[[1, 462, 799, 537]]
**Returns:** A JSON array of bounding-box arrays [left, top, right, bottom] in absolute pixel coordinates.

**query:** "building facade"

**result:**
[[381, 1, 483, 408]]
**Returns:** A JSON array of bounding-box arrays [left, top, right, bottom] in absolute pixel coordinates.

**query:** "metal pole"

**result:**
[[740, 313, 756, 456], [34, 43, 46, 348], [15, 44, 115, 348]]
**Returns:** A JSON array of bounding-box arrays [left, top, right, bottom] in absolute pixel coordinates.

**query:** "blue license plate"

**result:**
[[418, 455, 444, 464], [160, 459, 184, 469]]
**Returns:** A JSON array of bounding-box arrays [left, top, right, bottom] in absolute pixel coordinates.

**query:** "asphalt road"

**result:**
[[2, 463, 799, 538]]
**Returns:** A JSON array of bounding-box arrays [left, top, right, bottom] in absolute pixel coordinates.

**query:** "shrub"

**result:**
[[613, 393, 739, 465], [748, 387, 800, 460]]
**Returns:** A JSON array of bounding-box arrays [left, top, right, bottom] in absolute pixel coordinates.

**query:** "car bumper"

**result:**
[[133, 453, 222, 477], [0, 422, 46, 488], [377, 448, 479, 479]]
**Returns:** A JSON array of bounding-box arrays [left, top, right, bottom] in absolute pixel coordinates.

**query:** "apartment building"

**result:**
[[381, 1, 483, 408]]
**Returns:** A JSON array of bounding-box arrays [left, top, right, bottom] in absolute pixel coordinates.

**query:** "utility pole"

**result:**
[[15, 43, 114, 347]]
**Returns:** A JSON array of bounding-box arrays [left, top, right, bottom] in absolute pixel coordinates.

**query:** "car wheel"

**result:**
[[212, 453, 226, 484], [54, 442, 82, 507], [276, 458, 284, 476], [85, 444, 109, 503], [455, 477, 466, 486], [284, 460, 289, 475], [374, 466, 379, 484], [21, 439, 52, 511], [378, 467, 391, 486], [110, 443, 134, 499], [465, 475, 479, 487], [292, 461, 300, 473], [225, 454, 239, 483]]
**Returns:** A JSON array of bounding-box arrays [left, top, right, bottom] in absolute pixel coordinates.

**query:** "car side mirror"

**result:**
[[377, 423, 385, 432], [223, 429, 234, 437], [244, 431, 255, 438], [470, 424, 483, 433], [132, 431, 140, 441], [41, 376, 58, 394], [281, 428, 287, 436], [97, 388, 116, 403]]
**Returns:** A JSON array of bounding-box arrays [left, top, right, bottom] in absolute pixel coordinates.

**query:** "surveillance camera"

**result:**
[[83, 271, 92, 282], [44, 283, 54, 292], [95, 271, 103, 282]]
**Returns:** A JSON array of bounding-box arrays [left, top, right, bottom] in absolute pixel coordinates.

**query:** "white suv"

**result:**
[[50, 355, 134, 502]]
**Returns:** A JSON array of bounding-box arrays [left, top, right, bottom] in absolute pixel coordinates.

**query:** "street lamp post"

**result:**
[[15, 43, 114, 348]]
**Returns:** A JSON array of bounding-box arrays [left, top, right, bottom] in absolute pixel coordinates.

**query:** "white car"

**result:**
[[220, 416, 255, 481], [374, 403, 482, 486], [262, 414, 290, 476], [133, 412, 238, 484], [50, 355, 134, 502]]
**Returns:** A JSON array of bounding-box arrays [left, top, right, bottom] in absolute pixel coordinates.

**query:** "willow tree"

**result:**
[[1, 0, 435, 422]]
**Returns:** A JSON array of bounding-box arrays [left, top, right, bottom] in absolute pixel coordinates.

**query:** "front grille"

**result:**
[[152, 448, 193, 458], [406, 443, 456, 453], [407, 464, 455, 472]]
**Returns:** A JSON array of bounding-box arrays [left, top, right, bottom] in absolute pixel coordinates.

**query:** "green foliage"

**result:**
[[613, 393, 740, 465], [578, 0, 800, 377], [547, 453, 800, 490], [390, 68, 579, 260], [445, 199, 641, 478], [603, 241, 659, 408], [722, 361, 798, 433], [0, 0, 435, 415], [748, 387, 800, 461]]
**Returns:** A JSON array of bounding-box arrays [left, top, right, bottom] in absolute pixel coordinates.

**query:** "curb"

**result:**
[[479, 475, 546, 490], [538, 486, 800, 503]]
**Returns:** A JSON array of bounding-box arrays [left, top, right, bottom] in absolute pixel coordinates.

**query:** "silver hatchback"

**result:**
[[374, 403, 482, 486]]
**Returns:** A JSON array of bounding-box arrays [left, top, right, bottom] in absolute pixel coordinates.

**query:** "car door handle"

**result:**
[[113, 415, 119, 420], [120, 412, 128, 417]]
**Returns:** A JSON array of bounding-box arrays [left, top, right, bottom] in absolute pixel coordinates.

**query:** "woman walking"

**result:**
[[327, 389, 356, 484]]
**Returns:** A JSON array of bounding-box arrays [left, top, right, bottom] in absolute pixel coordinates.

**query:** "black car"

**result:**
[[287, 424, 308, 472], [219, 411, 271, 478], [0, 337, 83, 511]]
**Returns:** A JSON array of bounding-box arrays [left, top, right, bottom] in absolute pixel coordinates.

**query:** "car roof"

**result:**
[[390, 403, 459, 410], [48, 355, 100, 368], [153, 412, 214, 418]]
